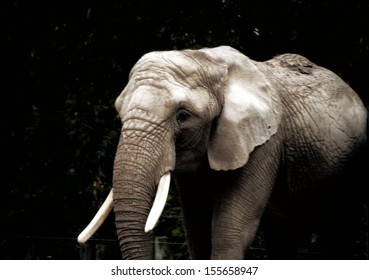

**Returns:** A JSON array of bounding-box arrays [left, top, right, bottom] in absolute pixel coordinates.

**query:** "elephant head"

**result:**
[[78, 46, 367, 259], [78, 46, 281, 259]]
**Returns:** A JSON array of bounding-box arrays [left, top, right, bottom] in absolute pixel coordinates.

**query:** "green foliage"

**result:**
[[153, 186, 190, 259]]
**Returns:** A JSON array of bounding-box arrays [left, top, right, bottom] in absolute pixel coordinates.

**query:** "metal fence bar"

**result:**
[[1, 233, 368, 260]]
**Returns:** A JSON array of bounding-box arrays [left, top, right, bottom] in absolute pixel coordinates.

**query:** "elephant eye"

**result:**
[[176, 109, 191, 124]]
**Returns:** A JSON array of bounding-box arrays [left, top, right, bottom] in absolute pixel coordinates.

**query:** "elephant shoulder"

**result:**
[[266, 54, 316, 75]]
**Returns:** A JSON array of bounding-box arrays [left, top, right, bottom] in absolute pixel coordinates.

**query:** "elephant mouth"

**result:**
[[77, 172, 171, 244]]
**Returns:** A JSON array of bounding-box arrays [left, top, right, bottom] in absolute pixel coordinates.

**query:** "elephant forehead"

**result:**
[[115, 50, 217, 118], [117, 82, 211, 120]]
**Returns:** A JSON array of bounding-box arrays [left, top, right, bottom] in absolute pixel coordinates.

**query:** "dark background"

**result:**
[[2, 0, 368, 259]]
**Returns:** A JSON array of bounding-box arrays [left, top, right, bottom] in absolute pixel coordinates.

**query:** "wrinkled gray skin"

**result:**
[[113, 46, 367, 259]]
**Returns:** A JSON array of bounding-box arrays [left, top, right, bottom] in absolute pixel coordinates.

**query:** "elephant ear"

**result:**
[[206, 46, 281, 171]]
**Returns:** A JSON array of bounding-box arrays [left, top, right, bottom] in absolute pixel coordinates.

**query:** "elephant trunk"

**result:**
[[113, 120, 175, 259], [112, 179, 153, 259]]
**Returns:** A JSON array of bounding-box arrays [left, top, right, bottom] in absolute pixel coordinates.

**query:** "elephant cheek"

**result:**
[[175, 158, 202, 172]]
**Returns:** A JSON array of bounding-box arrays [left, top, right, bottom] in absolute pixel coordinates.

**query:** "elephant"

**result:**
[[78, 46, 368, 259]]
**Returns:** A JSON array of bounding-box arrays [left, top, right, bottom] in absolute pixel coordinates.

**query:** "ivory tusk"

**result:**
[[77, 189, 113, 244], [144, 173, 171, 233]]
